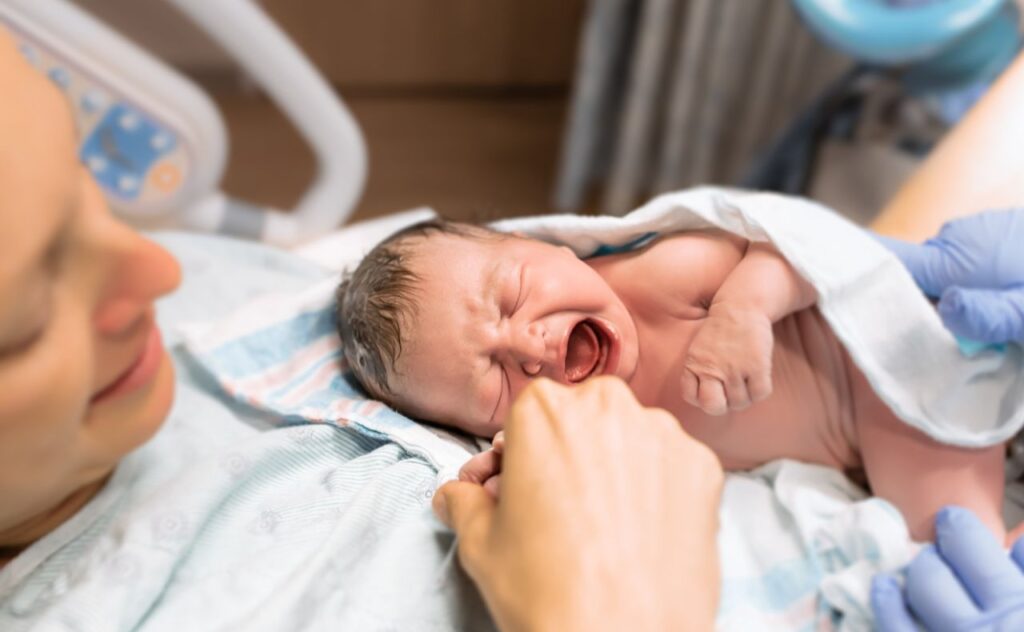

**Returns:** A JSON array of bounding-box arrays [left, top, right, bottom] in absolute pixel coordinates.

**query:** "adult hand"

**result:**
[[872, 506, 1024, 631], [875, 208, 1024, 344], [433, 377, 724, 632]]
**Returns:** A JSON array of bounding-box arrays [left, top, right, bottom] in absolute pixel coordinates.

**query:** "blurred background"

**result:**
[[73, 0, 1024, 226]]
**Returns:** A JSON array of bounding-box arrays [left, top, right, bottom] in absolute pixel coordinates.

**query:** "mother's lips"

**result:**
[[90, 324, 165, 404]]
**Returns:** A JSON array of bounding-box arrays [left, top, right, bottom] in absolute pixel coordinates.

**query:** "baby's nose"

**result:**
[[511, 324, 549, 374]]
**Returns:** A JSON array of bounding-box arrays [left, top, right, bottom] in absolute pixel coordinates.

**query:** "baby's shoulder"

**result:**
[[590, 231, 744, 319]]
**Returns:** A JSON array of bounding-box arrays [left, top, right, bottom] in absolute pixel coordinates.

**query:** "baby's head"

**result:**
[[336, 219, 638, 437]]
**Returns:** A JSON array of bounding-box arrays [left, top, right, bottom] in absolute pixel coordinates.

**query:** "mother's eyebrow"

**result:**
[[2, 184, 74, 285]]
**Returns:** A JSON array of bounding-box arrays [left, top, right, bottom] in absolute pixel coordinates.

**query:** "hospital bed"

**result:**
[[0, 0, 399, 247]]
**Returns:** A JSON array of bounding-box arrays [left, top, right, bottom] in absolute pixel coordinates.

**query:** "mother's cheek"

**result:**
[[0, 309, 95, 472]]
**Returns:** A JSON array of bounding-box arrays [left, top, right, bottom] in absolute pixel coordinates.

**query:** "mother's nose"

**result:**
[[93, 232, 182, 335]]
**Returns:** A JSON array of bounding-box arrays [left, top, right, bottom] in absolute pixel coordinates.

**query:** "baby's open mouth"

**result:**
[[564, 319, 608, 383]]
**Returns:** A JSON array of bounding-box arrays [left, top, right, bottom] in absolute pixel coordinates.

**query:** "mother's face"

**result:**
[[0, 30, 181, 538]]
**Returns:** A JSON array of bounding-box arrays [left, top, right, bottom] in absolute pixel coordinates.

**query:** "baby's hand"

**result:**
[[458, 431, 505, 498], [682, 305, 774, 415]]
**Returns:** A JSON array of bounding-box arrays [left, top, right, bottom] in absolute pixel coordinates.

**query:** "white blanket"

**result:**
[[182, 187, 1024, 630]]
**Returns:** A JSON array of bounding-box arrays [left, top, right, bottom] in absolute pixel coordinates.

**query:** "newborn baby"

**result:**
[[336, 219, 1008, 541]]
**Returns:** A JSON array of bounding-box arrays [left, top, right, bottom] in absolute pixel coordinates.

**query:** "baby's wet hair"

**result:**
[[335, 218, 501, 402]]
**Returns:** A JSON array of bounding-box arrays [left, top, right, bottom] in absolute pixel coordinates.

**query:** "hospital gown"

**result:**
[[0, 233, 494, 631]]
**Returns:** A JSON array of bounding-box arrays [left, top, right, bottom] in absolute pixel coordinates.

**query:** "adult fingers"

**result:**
[[459, 449, 502, 485], [938, 286, 1024, 344], [934, 506, 1024, 609], [1011, 532, 1024, 572], [874, 234, 950, 298], [433, 481, 495, 557], [870, 575, 919, 632], [904, 546, 980, 630]]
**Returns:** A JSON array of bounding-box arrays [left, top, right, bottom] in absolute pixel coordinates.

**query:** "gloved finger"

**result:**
[[934, 506, 1024, 609], [871, 575, 919, 632], [1011, 532, 1024, 572], [937, 286, 1024, 344], [697, 378, 727, 416], [905, 545, 980, 630], [873, 234, 957, 298]]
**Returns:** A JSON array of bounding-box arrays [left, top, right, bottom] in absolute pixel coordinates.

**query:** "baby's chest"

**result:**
[[632, 312, 862, 471]]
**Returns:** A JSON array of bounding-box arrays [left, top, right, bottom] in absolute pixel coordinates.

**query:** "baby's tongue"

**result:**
[[565, 321, 599, 382]]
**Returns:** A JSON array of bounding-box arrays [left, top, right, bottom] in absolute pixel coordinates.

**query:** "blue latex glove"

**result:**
[[875, 209, 1024, 344], [872, 506, 1024, 631]]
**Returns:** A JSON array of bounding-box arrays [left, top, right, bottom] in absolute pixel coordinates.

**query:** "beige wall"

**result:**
[[75, 0, 585, 88]]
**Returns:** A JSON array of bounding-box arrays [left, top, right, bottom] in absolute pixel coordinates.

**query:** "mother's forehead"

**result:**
[[0, 29, 79, 283]]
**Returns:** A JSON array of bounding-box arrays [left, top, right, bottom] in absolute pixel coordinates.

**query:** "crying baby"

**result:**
[[335, 218, 1009, 542]]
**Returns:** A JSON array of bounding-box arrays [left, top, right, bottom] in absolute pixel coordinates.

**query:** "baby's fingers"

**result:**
[[483, 474, 501, 499], [681, 369, 700, 408], [723, 375, 751, 411], [697, 377, 728, 416], [460, 449, 502, 485], [747, 371, 773, 403]]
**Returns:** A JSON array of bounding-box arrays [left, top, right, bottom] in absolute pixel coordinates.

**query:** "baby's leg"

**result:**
[[856, 406, 1005, 542]]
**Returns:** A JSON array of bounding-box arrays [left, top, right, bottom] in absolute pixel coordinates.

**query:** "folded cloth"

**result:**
[[179, 278, 484, 482], [180, 186, 1023, 630]]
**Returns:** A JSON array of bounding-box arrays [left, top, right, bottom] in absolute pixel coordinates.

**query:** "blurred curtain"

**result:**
[[554, 0, 847, 214]]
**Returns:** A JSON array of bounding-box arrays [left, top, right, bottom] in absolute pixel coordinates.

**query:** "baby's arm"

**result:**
[[857, 405, 1006, 543], [710, 243, 817, 322], [683, 243, 816, 415]]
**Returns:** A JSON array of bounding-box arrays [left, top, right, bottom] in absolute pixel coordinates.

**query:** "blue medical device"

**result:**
[[792, 0, 1021, 94], [0, 0, 367, 246], [744, 0, 1021, 195]]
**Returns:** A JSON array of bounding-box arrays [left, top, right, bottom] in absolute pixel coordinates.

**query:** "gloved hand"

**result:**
[[872, 506, 1024, 632], [875, 209, 1024, 344]]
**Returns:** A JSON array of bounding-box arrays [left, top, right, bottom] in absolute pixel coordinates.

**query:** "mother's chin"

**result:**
[[83, 349, 176, 470]]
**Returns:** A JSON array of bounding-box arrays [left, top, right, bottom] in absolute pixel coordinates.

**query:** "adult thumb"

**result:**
[[433, 480, 496, 543], [938, 285, 1024, 344]]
